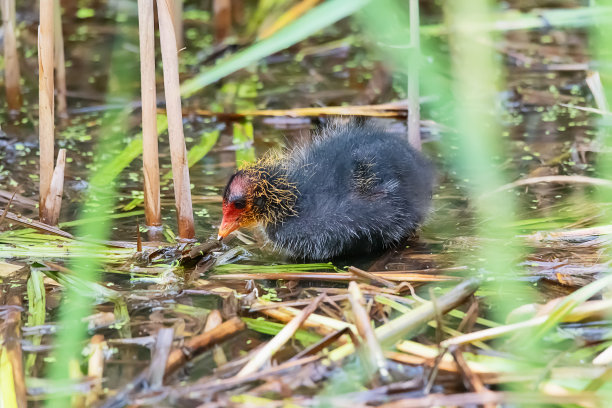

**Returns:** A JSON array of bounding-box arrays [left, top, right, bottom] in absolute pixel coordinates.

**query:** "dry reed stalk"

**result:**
[[1, 293, 27, 408], [138, 0, 161, 228], [38, 0, 55, 221], [204, 310, 228, 366], [441, 298, 612, 348], [148, 328, 174, 388], [85, 334, 105, 406], [260, 306, 352, 344], [1, 0, 21, 111], [348, 266, 396, 288], [156, 0, 195, 239], [348, 281, 391, 381], [41, 148, 65, 225], [172, 0, 183, 49], [53, 0, 67, 118], [488, 175, 612, 196], [164, 317, 244, 377], [237, 295, 324, 377], [329, 278, 479, 362], [258, 0, 321, 39], [407, 0, 421, 150], [213, 0, 231, 43], [593, 344, 612, 365]]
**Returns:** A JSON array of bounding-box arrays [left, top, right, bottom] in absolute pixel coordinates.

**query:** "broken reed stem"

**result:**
[[213, 0, 231, 43], [172, 0, 183, 49], [237, 294, 325, 377], [165, 317, 245, 377], [441, 297, 612, 348], [329, 278, 480, 362], [53, 0, 67, 118], [138, 0, 161, 227], [42, 148, 66, 225], [156, 0, 195, 240], [1, 0, 21, 112], [38, 0, 55, 221], [348, 281, 391, 381], [148, 328, 174, 388], [407, 0, 421, 150]]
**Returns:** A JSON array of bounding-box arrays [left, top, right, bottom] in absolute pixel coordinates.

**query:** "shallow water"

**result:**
[[0, 0, 608, 403]]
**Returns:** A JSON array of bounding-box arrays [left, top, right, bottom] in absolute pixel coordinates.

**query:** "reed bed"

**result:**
[[0, 1, 611, 407]]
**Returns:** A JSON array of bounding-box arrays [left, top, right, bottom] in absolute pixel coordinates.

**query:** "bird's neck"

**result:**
[[242, 158, 298, 225]]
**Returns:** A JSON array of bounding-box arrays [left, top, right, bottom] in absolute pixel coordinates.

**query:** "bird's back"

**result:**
[[265, 123, 434, 260]]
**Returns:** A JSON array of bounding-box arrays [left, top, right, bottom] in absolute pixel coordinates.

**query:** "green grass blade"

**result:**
[[180, 0, 372, 97]]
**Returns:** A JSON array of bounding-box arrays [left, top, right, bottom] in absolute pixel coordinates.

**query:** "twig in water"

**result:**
[[486, 175, 612, 197], [164, 317, 244, 378], [0, 191, 16, 227]]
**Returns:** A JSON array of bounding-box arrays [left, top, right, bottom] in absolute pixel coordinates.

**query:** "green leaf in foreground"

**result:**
[[180, 0, 372, 97]]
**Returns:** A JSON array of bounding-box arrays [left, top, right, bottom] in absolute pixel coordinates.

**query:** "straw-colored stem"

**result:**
[[85, 334, 105, 406], [1, 292, 27, 408], [38, 1, 55, 220], [41, 148, 66, 225], [441, 298, 612, 348], [156, 0, 195, 239], [53, 0, 67, 118], [172, 0, 183, 49], [329, 278, 480, 362], [213, 0, 231, 43], [1, 0, 21, 112], [407, 0, 421, 150], [237, 295, 324, 377], [138, 0, 161, 227], [348, 281, 390, 381]]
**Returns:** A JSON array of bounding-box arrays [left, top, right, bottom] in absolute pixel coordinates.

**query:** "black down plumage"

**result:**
[[263, 122, 434, 260]]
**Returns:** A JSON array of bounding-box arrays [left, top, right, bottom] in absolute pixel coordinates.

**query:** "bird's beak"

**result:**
[[218, 217, 240, 240]]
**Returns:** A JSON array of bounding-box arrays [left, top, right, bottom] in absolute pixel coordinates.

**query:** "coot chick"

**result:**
[[218, 122, 434, 261]]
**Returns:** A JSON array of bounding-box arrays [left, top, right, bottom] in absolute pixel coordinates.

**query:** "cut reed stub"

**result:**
[[1, 0, 22, 112], [156, 0, 195, 240], [41, 149, 66, 226]]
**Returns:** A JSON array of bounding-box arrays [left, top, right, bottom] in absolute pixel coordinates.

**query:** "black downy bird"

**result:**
[[218, 122, 435, 261]]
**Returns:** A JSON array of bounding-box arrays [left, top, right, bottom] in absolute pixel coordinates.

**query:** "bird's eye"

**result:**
[[233, 199, 246, 209]]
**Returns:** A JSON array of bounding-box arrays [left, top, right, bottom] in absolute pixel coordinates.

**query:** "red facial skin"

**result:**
[[218, 175, 255, 239]]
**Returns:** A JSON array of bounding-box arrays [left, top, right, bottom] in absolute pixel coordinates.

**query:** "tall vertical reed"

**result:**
[[38, 0, 55, 222], [53, 0, 67, 118], [213, 0, 231, 43], [157, 0, 195, 239], [1, 0, 21, 112], [138, 0, 161, 228], [407, 0, 420, 150], [172, 0, 183, 49]]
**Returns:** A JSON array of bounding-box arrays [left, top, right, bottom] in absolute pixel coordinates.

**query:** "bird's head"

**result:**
[[218, 171, 257, 239], [218, 160, 298, 240]]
